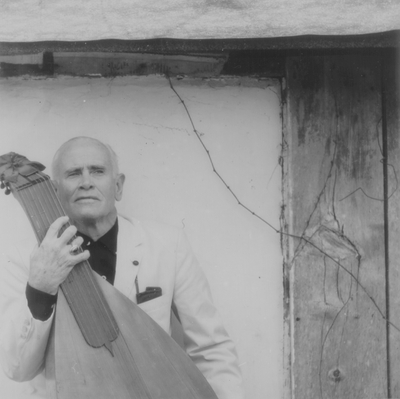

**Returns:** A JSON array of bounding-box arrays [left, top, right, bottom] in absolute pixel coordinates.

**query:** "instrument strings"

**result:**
[[37, 175, 152, 397], [16, 173, 119, 350], [11, 170, 205, 399]]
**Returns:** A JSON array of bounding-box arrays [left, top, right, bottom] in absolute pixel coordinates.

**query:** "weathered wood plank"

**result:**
[[285, 54, 388, 398], [0, 31, 399, 56], [386, 48, 400, 398], [53, 52, 226, 77]]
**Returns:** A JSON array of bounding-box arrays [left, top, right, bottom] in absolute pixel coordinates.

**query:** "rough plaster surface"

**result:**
[[0, 0, 399, 41], [0, 75, 283, 398]]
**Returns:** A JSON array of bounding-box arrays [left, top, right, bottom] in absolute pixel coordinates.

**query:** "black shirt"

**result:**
[[77, 218, 118, 285], [26, 219, 118, 321]]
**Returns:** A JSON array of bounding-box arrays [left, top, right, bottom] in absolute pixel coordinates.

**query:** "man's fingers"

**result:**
[[45, 216, 70, 238], [68, 250, 90, 267], [45, 216, 80, 245], [58, 225, 78, 245], [66, 235, 84, 257], [72, 236, 84, 247]]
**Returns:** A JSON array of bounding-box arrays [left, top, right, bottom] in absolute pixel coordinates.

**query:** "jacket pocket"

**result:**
[[138, 295, 171, 332]]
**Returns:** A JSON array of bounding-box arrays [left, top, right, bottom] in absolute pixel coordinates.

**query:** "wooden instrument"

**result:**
[[0, 152, 218, 399]]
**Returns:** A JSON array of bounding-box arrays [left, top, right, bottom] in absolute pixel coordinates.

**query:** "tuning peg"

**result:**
[[2, 181, 11, 195]]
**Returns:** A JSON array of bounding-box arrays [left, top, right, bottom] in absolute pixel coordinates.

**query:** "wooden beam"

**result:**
[[385, 47, 400, 398], [285, 54, 388, 398], [0, 30, 398, 56]]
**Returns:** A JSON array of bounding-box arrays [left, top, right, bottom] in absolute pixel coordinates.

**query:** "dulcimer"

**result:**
[[0, 152, 218, 399]]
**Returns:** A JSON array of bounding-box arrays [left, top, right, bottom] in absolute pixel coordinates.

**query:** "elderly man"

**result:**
[[0, 137, 244, 399]]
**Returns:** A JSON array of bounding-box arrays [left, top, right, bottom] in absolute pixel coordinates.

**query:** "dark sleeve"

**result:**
[[25, 283, 57, 321]]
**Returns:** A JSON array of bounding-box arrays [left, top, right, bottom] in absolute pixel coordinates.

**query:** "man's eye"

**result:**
[[92, 170, 104, 175], [68, 172, 79, 177]]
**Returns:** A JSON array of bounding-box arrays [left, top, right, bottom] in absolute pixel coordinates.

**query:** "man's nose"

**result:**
[[80, 171, 93, 189]]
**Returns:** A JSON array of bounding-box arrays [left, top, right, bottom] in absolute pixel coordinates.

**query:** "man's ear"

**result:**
[[115, 173, 125, 201]]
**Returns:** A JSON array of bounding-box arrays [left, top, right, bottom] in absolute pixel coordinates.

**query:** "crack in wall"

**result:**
[[166, 73, 399, 334], [167, 73, 399, 399]]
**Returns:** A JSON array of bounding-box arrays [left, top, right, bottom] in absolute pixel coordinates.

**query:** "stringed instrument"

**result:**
[[0, 152, 218, 399]]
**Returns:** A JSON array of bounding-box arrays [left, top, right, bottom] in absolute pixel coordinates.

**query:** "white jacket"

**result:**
[[0, 216, 244, 399]]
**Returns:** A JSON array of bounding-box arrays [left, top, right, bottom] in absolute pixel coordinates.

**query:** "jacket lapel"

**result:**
[[114, 215, 144, 302]]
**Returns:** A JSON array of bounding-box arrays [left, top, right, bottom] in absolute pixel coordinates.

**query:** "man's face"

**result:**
[[53, 140, 124, 226]]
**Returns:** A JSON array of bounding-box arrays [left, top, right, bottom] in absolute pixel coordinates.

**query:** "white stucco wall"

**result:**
[[0, 75, 283, 398], [0, 0, 399, 41]]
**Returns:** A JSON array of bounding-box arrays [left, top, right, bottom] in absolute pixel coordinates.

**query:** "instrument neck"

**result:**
[[14, 174, 119, 352]]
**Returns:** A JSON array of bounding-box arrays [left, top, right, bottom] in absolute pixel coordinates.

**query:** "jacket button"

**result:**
[[132, 260, 139, 266]]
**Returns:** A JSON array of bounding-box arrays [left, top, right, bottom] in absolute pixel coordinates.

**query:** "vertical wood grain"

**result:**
[[386, 48, 400, 398], [285, 54, 388, 399]]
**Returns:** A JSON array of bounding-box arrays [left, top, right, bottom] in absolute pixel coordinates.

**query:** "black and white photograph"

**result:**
[[0, 2, 399, 398]]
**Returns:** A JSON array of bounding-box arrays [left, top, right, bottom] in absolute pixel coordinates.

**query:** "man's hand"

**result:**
[[28, 216, 90, 295]]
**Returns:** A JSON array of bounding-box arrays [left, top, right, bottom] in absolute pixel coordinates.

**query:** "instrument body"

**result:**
[[0, 152, 218, 399]]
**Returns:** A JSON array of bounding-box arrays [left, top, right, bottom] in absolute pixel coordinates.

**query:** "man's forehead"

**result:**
[[58, 141, 112, 168], [64, 163, 107, 171], [52, 137, 118, 179]]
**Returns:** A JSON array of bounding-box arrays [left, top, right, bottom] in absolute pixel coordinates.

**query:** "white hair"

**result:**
[[52, 136, 120, 180]]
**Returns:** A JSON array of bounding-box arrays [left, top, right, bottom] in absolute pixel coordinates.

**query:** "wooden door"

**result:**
[[284, 51, 399, 398]]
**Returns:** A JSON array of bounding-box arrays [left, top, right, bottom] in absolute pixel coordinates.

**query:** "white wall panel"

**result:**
[[0, 75, 282, 398]]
